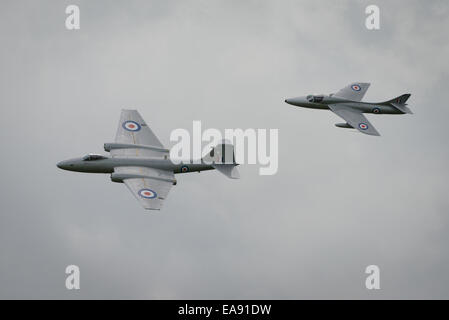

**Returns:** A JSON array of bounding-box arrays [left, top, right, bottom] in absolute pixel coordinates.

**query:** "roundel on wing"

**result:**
[[138, 188, 157, 199], [359, 123, 369, 130], [122, 120, 141, 132], [351, 84, 361, 91]]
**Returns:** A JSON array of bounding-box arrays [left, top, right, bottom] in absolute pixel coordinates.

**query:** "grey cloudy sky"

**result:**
[[1, 0, 449, 299]]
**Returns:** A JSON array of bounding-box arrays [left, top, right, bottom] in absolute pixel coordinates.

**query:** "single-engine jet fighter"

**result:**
[[285, 83, 412, 136], [57, 110, 240, 210]]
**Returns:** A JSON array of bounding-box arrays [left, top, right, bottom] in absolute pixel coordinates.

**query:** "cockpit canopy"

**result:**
[[82, 154, 107, 161], [306, 95, 324, 103]]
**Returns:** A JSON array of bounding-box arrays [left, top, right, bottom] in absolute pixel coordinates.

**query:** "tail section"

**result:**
[[384, 93, 411, 105], [381, 93, 413, 114], [202, 140, 240, 179], [213, 164, 240, 179]]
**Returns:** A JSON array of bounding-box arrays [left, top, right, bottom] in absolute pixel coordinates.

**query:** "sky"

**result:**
[[1, 0, 449, 299]]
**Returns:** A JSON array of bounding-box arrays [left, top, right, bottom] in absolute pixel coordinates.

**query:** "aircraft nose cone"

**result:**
[[57, 160, 69, 170]]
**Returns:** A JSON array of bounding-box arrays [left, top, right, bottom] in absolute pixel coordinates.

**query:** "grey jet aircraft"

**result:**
[[57, 110, 239, 210], [285, 83, 412, 136]]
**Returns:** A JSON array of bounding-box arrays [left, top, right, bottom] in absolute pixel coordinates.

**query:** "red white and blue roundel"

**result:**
[[122, 120, 141, 132], [372, 107, 381, 114], [138, 188, 157, 199], [359, 123, 369, 130], [351, 84, 361, 91], [181, 165, 189, 173]]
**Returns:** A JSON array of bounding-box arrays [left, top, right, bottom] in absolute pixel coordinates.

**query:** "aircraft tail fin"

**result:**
[[384, 93, 411, 105], [202, 140, 240, 179], [381, 94, 412, 114]]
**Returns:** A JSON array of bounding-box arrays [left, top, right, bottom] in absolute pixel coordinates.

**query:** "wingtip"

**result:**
[[359, 130, 380, 137]]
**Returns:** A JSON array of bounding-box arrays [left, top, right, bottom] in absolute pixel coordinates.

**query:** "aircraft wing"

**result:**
[[112, 110, 168, 158], [114, 166, 175, 210], [333, 83, 370, 102], [329, 104, 380, 136]]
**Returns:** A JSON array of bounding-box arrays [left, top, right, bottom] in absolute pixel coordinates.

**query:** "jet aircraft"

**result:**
[[57, 110, 239, 210], [285, 83, 412, 136]]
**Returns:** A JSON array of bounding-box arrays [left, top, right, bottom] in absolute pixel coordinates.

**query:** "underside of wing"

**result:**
[[111, 110, 168, 158], [114, 166, 175, 210], [329, 104, 380, 136], [333, 82, 370, 102]]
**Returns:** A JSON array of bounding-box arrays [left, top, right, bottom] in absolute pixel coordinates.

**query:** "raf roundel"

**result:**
[[122, 120, 141, 132], [351, 84, 361, 91], [373, 107, 381, 114], [181, 165, 189, 173], [359, 123, 369, 130], [138, 188, 157, 199]]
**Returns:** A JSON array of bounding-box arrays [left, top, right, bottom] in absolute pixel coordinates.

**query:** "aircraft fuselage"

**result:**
[[57, 157, 214, 174], [284, 96, 403, 114]]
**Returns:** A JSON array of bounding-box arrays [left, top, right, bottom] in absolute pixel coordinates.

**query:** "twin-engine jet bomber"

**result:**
[[57, 110, 240, 210], [285, 83, 412, 136]]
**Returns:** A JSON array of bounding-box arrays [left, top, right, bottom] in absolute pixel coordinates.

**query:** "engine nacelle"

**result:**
[[335, 123, 353, 129], [110, 173, 127, 183], [104, 142, 169, 153], [111, 173, 177, 185]]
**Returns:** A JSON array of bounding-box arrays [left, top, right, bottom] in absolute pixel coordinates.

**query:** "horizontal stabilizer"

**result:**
[[212, 164, 240, 179], [391, 103, 413, 114]]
